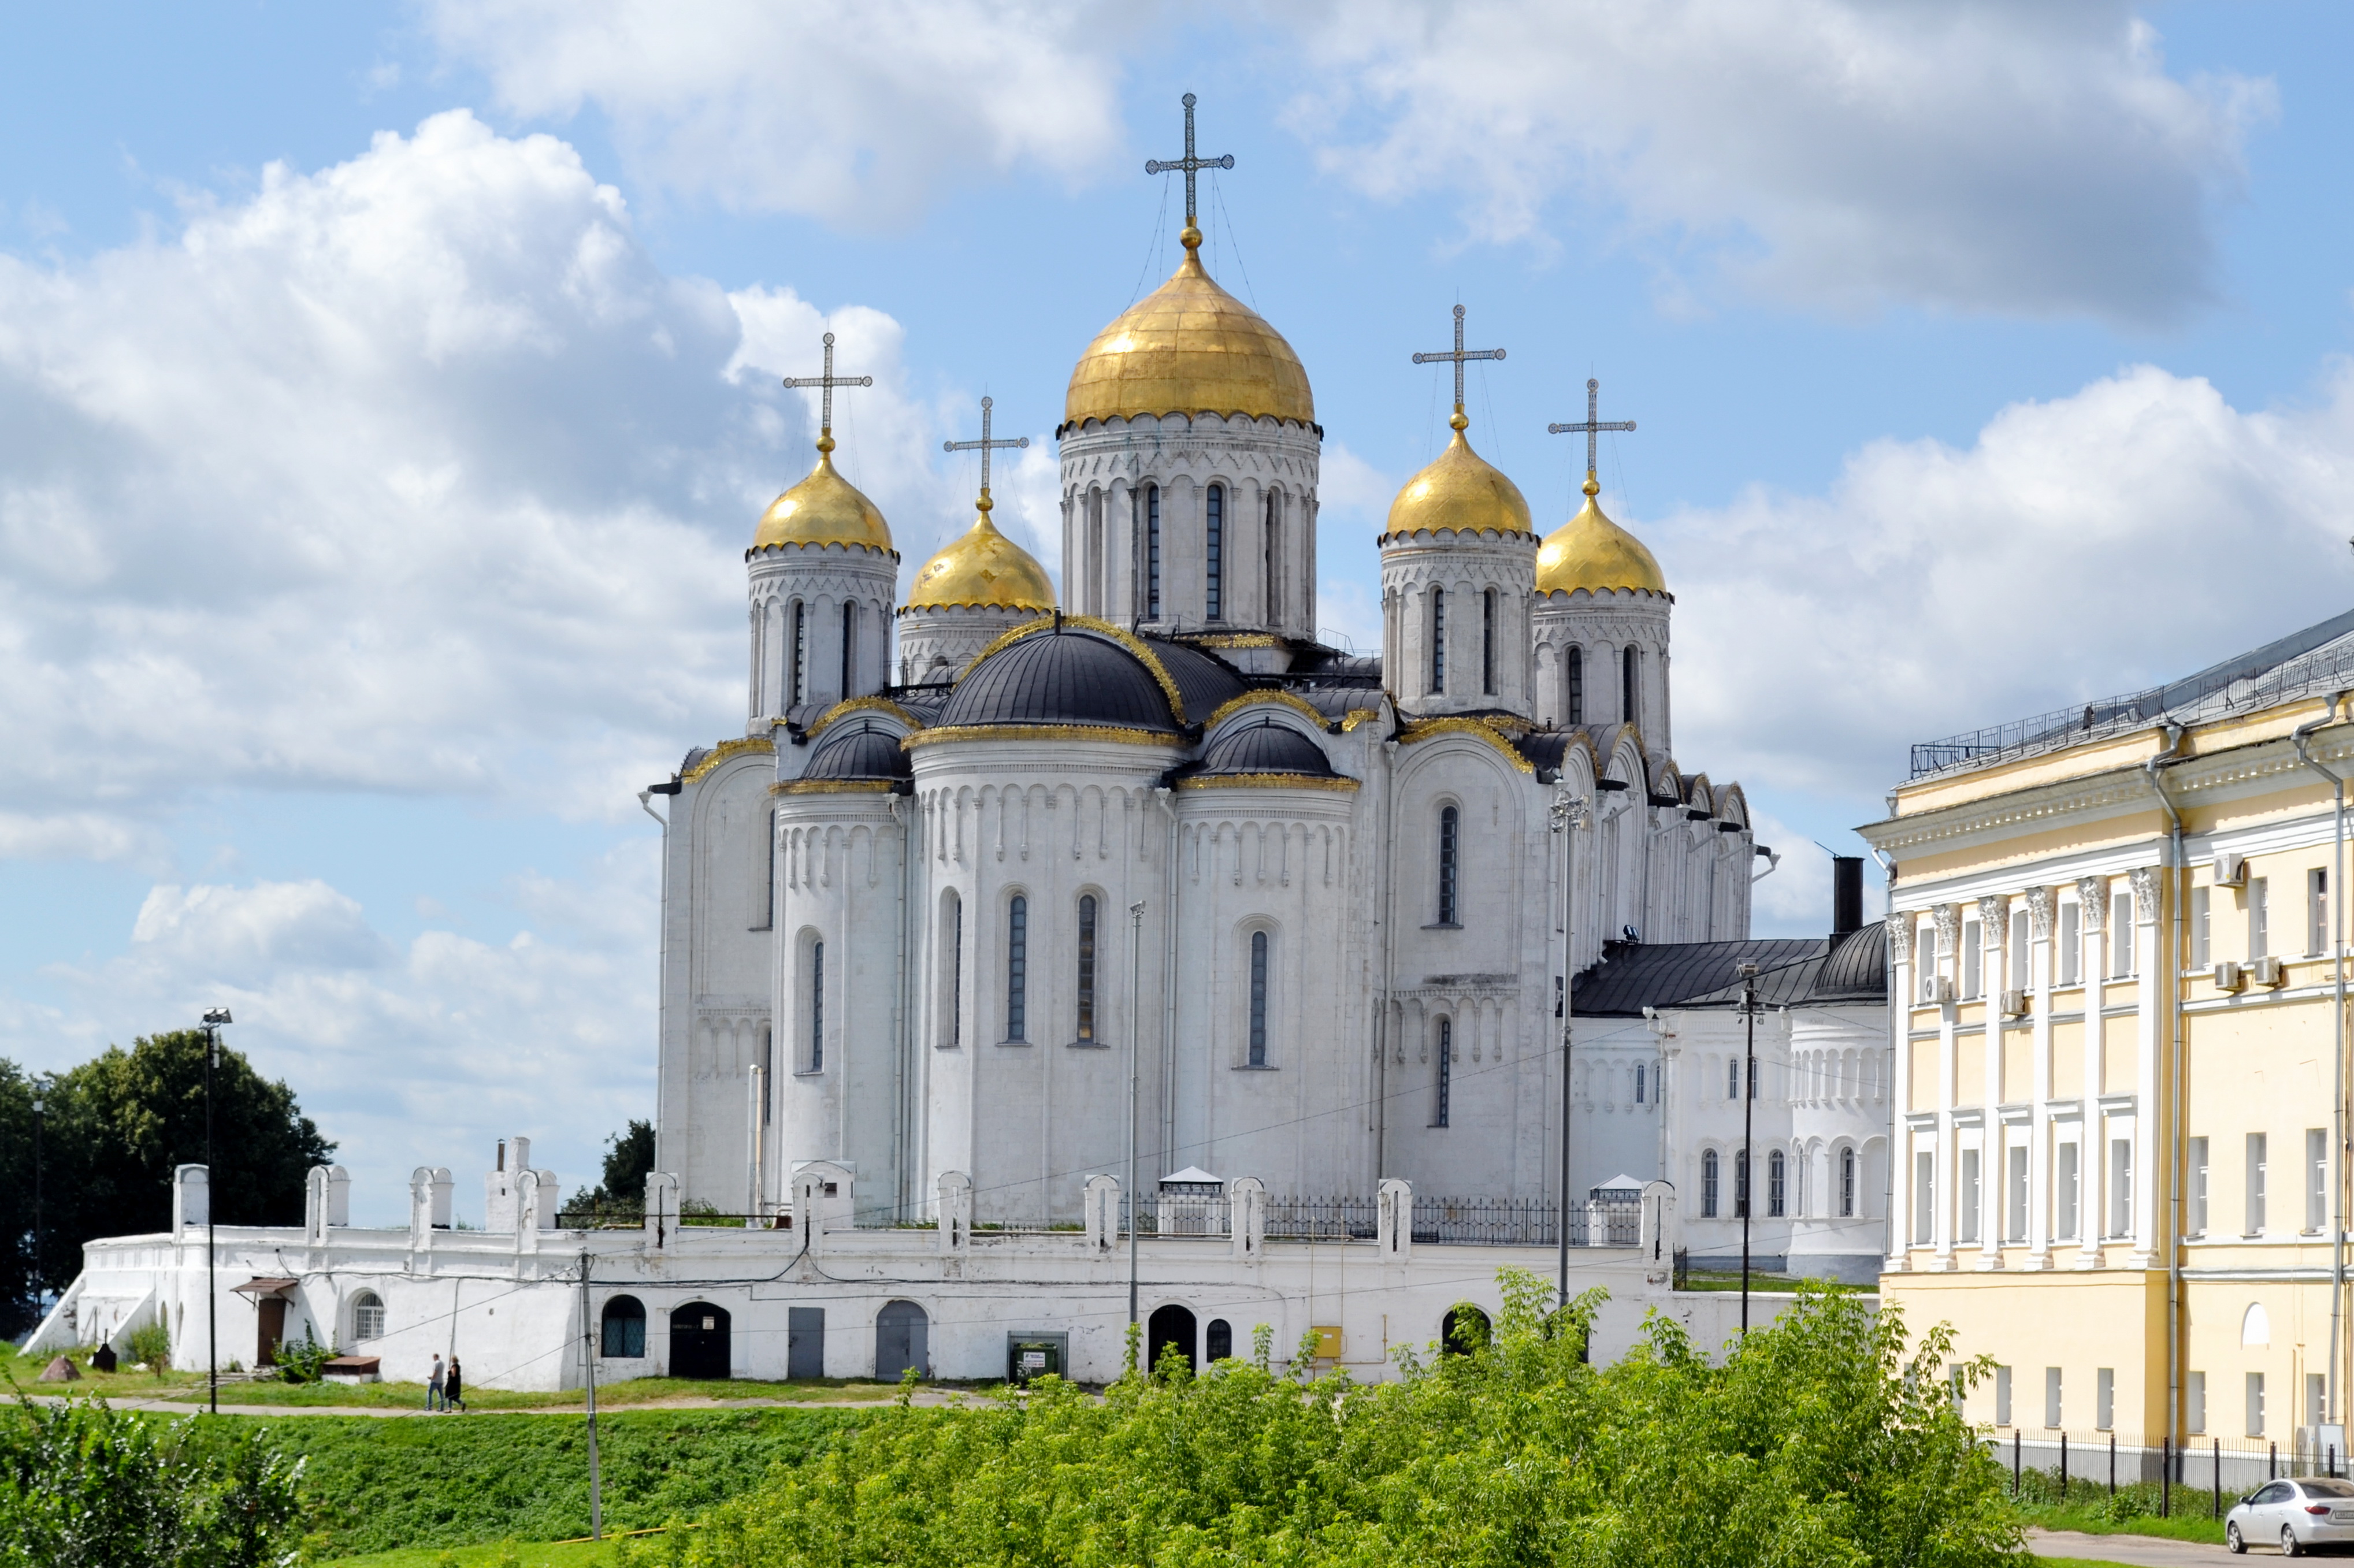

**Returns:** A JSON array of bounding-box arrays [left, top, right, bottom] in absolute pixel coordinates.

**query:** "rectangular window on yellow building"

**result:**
[[1963, 920, 1982, 1000], [2010, 910, 2028, 988], [2097, 1368, 2114, 1430], [2055, 1140, 2080, 1240], [2311, 868, 2329, 958], [2193, 886, 2210, 968], [2309, 1373, 2327, 1431], [2045, 1366, 2063, 1429], [2251, 877, 2270, 961], [1959, 1149, 1981, 1244], [2111, 893, 2134, 976], [2059, 904, 2081, 985], [1996, 1365, 2013, 1426], [2309, 1128, 2328, 1233], [2248, 1371, 2267, 1437], [2248, 1132, 2268, 1235], [2109, 1139, 2133, 1238], [2189, 1137, 2209, 1235], [2189, 1370, 2206, 1435], [1915, 1150, 1935, 1244], [2007, 1143, 2029, 1242]]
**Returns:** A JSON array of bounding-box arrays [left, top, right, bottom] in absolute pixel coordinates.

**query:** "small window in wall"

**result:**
[[1205, 484, 1224, 621], [600, 1295, 647, 1358], [2059, 903, 2081, 984], [2111, 893, 2134, 976], [1735, 1150, 1750, 1219], [2109, 1138, 2133, 1238], [2045, 1366, 2063, 1429], [2006, 1143, 2028, 1242], [840, 600, 857, 694], [1621, 645, 1639, 727], [2009, 910, 2029, 989], [2248, 1371, 2267, 1437], [1702, 1149, 1720, 1218], [941, 891, 964, 1048], [1428, 589, 1447, 694], [790, 601, 807, 706], [1481, 588, 1497, 695], [1264, 492, 1280, 624], [807, 939, 825, 1072], [2096, 1367, 2115, 1430], [756, 808, 777, 930], [2189, 1136, 2209, 1234], [1248, 931, 1270, 1067], [1768, 1150, 1786, 1217], [2311, 1128, 2330, 1232], [1995, 1365, 2013, 1426], [2312, 868, 2331, 957], [1075, 895, 1098, 1043], [1434, 1019, 1453, 1127], [2247, 1131, 2268, 1234], [1145, 485, 1162, 620], [2188, 1369, 2206, 1434], [1914, 1150, 1935, 1244], [2250, 878, 2269, 962], [1727, 1057, 1740, 1100], [1961, 921, 1982, 1000], [2055, 1141, 2080, 1240], [2310, 1372, 2328, 1431], [1437, 807, 1460, 925], [1958, 1149, 1980, 1243], [1840, 1147, 1857, 1217], [351, 1291, 385, 1343], [1006, 895, 1029, 1042], [1566, 646, 1584, 724], [2192, 886, 2211, 968], [1633, 1062, 1646, 1104]]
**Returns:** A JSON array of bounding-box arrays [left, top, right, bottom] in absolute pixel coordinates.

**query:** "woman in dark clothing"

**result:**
[[444, 1355, 465, 1411]]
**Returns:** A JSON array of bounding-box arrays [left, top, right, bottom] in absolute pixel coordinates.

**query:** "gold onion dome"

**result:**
[[752, 438, 894, 554], [904, 493, 1056, 612], [1383, 412, 1535, 539], [1537, 477, 1666, 596], [1064, 228, 1314, 428]]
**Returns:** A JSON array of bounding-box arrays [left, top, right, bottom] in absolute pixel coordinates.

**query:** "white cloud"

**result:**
[[1662, 360, 2354, 820], [424, 0, 1138, 229]]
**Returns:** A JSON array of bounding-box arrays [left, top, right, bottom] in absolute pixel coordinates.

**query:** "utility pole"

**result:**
[[201, 1008, 231, 1413], [1549, 794, 1588, 1320], [580, 1251, 603, 1540], [29, 1083, 43, 1320], [1128, 901, 1147, 1339], [1737, 965, 1759, 1336]]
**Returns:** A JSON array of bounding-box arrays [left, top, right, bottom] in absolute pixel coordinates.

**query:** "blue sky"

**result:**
[[3, 1, 2351, 1218]]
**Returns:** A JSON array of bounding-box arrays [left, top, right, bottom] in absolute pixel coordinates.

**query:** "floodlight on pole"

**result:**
[[200, 1007, 231, 1413], [1736, 965, 1759, 1338]]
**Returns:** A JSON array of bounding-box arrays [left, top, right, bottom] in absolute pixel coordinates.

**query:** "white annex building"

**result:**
[[33, 137, 1891, 1388]]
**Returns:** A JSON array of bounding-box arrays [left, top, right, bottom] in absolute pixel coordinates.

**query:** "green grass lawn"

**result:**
[[316, 1540, 623, 1568], [2011, 1487, 2230, 1545]]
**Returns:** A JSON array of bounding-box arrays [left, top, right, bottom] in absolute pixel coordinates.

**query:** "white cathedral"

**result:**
[[652, 210, 1765, 1231], [34, 165, 1895, 1390]]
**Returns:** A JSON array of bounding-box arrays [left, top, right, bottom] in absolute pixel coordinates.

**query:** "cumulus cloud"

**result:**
[[1662, 361, 2354, 818], [424, 0, 1140, 228], [1283, 1, 2268, 321]]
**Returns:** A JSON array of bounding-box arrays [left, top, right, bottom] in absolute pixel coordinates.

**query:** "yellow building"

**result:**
[[1861, 610, 2354, 1469]]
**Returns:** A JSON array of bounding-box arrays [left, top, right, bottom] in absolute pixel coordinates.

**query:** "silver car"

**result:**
[[2227, 1476, 2354, 1555]]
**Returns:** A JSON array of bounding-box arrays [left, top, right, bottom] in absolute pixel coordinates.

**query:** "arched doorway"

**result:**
[[1441, 1303, 1491, 1355], [875, 1301, 929, 1380], [1146, 1303, 1197, 1376], [670, 1301, 732, 1380]]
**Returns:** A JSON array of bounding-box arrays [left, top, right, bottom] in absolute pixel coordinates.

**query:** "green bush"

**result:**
[[276, 1327, 337, 1384], [679, 1271, 2022, 1567], [125, 1320, 172, 1373]]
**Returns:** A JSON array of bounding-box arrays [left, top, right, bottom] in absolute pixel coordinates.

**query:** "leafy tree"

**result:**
[[2, 1031, 333, 1334], [679, 1274, 2021, 1567], [565, 1119, 655, 1220]]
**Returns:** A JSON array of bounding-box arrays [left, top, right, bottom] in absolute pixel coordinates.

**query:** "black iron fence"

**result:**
[[1993, 1426, 2352, 1518]]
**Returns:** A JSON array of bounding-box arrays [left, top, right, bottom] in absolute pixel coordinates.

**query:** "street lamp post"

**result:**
[[1737, 965, 1759, 1337], [1127, 900, 1147, 1346], [201, 1008, 231, 1414], [29, 1083, 43, 1320], [1549, 794, 1590, 1322]]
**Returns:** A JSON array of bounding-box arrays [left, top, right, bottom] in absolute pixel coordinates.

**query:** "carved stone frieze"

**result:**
[[1932, 902, 1961, 953], [2022, 886, 2055, 939], [2130, 865, 2162, 925], [2076, 877, 2107, 931], [1887, 915, 1914, 962]]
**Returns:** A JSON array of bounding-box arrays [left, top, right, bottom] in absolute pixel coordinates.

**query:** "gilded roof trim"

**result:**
[[1178, 773, 1360, 793], [903, 724, 1185, 750], [773, 779, 898, 796], [805, 696, 920, 741], [1204, 690, 1330, 731], [1396, 716, 1537, 774], [1339, 708, 1386, 733], [1187, 631, 1282, 649], [956, 614, 1190, 727], [682, 736, 775, 784]]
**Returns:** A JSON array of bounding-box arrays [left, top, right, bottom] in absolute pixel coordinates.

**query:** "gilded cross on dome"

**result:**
[[1547, 378, 1637, 483], [1144, 92, 1234, 248], [1412, 304, 1506, 428], [781, 331, 874, 452], [941, 396, 1029, 511]]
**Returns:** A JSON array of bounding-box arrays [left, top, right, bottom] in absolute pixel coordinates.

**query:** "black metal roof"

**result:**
[[800, 722, 911, 782], [1571, 938, 1829, 1017], [1142, 636, 1249, 721], [1193, 718, 1337, 778], [938, 626, 1178, 732], [1673, 922, 1891, 1009]]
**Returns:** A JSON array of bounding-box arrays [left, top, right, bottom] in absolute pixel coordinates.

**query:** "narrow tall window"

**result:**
[[2111, 893, 2134, 976], [1840, 1146, 1857, 1217], [2250, 876, 2269, 961], [2096, 1368, 2115, 1430], [1006, 895, 1029, 1042], [1146, 485, 1162, 620], [1566, 646, 1584, 723], [2247, 1131, 2268, 1234], [1434, 1019, 1453, 1127], [1621, 645, 1639, 726], [2192, 886, 2211, 967], [2059, 903, 2081, 984], [1768, 1150, 1787, 1217], [2045, 1367, 2063, 1429], [839, 600, 857, 694], [1480, 589, 1497, 695], [2007, 1143, 2028, 1241], [1728, 1057, 1740, 1100], [1735, 1150, 1751, 1218], [2189, 1371, 2207, 1434], [790, 601, 807, 705], [1961, 920, 1982, 999], [1958, 1149, 1980, 1243], [2188, 1136, 2209, 1233], [2248, 1372, 2267, 1437], [1205, 484, 1224, 621], [758, 809, 777, 930], [808, 940, 825, 1072], [1634, 1063, 1646, 1103], [1075, 894, 1098, 1043], [2109, 1138, 2133, 1237], [2055, 1142, 2080, 1239], [2010, 910, 2029, 989], [1428, 589, 1446, 694], [1248, 931, 1269, 1067], [2308, 1127, 2329, 1232], [1914, 1150, 1935, 1243], [1264, 492, 1279, 625], [1702, 1149, 1720, 1217], [945, 893, 963, 1047], [1996, 1366, 2013, 1427], [1437, 806, 1460, 924], [2312, 868, 2330, 956]]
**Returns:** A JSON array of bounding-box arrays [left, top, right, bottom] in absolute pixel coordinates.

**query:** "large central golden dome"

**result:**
[[904, 496, 1056, 612], [1537, 477, 1666, 596], [1065, 232, 1313, 428], [1382, 414, 1535, 540]]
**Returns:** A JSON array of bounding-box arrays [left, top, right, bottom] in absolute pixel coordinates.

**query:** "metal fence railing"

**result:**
[[1989, 1426, 2354, 1517]]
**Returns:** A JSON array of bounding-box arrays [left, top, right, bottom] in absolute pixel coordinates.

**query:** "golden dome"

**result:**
[[752, 439, 894, 554], [1064, 230, 1313, 428], [1536, 477, 1667, 596], [904, 494, 1056, 612], [1382, 413, 1535, 540]]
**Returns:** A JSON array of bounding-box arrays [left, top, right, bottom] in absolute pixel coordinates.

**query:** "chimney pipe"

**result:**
[[1832, 856, 1863, 938]]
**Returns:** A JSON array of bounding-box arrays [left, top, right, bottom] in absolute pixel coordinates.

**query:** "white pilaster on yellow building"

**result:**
[[1862, 609, 2354, 1466]]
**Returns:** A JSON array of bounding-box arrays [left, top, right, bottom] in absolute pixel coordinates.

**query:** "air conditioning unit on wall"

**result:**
[[2252, 956, 2288, 988], [2213, 852, 2249, 888], [2000, 989, 2031, 1017], [1928, 977, 1956, 1005], [2212, 960, 2247, 993]]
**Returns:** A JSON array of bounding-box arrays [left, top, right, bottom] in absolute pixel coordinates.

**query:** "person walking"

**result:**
[[426, 1353, 445, 1412], [445, 1354, 465, 1413]]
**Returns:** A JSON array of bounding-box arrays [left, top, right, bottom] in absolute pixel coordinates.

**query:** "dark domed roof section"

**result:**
[[1197, 719, 1337, 778], [940, 626, 1178, 732], [1815, 920, 1888, 1001], [1146, 637, 1249, 719], [801, 722, 911, 783]]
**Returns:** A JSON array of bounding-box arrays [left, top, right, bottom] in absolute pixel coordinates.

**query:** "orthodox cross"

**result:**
[[942, 395, 1029, 506], [1412, 304, 1506, 418], [782, 331, 872, 446], [1143, 92, 1234, 235], [1547, 378, 1636, 481]]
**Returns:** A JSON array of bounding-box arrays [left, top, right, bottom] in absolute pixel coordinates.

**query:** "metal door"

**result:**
[[255, 1298, 286, 1368], [788, 1306, 826, 1380], [669, 1302, 732, 1380], [875, 1301, 927, 1380]]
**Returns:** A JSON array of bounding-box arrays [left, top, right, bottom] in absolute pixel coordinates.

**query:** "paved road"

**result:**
[[28, 1389, 959, 1418], [2028, 1526, 2242, 1565]]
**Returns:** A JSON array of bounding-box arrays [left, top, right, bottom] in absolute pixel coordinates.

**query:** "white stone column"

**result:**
[[2025, 886, 2057, 1270], [1886, 912, 1915, 1270], [2075, 876, 2109, 1269], [1933, 902, 1961, 1271], [2130, 864, 2164, 1268], [1977, 894, 2009, 1270]]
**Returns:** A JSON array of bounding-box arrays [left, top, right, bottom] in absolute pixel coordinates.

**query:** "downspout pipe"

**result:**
[[2143, 720, 2189, 1448], [2292, 692, 2352, 1435], [1869, 844, 1896, 1263]]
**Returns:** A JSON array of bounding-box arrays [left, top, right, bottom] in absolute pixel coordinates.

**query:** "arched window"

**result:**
[[351, 1291, 385, 1343], [1248, 930, 1270, 1066], [1702, 1149, 1720, 1217], [1005, 895, 1029, 1041], [600, 1295, 647, 1358], [756, 808, 777, 930], [1768, 1150, 1787, 1217], [1634, 1062, 1646, 1104], [943, 891, 964, 1047], [1264, 492, 1280, 624], [1840, 1147, 1857, 1217], [1434, 1018, 1454, 1127], [1076, 894, 1098, 1043], [807, 938, 825, 1071], [1428, 588, 1446, 693], [1205, 484, 1224, 620], [1143, 484, 1162, 620], [790, 601, 807, 706], [1438, 806, 1460, 925], [840, 600, 857, 693], [1566, 646, 1584, 723], [1206, 1317, 1233, 1362], [1621, 644, 1639, 726], [1735, 1150, 1751, 1218], [1481, 588, 1497, 695]]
